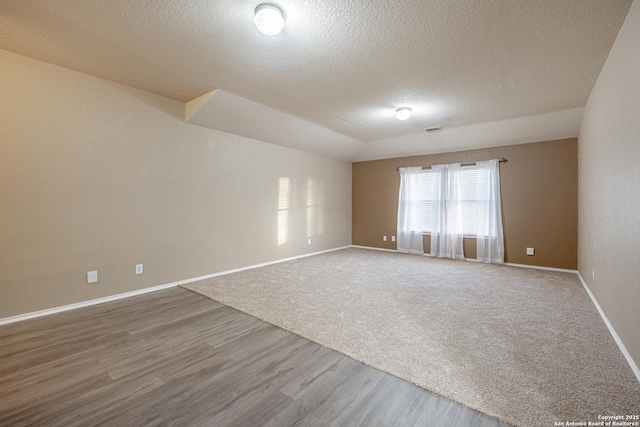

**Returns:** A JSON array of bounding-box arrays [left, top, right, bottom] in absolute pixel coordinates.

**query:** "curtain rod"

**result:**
[[395, 158, 507, 171]]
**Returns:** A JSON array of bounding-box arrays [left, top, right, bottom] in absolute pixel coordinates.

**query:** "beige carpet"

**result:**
[[183, 248, 640, 427]]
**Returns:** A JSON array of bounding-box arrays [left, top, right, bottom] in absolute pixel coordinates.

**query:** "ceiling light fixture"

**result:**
[[254, 3, 285, 36], [395, 107, 412, 121]]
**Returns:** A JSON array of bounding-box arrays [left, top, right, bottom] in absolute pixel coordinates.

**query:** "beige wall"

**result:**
[[0, 49, 352, 318], [578, 0, 640, 369], [353, 139, 578, 269]]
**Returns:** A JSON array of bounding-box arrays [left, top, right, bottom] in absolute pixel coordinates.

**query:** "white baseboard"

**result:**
[[0, 281, 181, 326], [350, 245, 398, 253], [175, 245, 351, 286], [352, 245, 578, 273], [505, 262, 577, 274], [350, 244, 435, 257], [576, 272, 640, 383], [0, 246, 351, 326]]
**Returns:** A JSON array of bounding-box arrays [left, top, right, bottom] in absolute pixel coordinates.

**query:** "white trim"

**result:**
[[350, 245, 398, 253], [350, 245, 434, 257], [504, 262, 577, 274], [576, 272, 640, 383], [175, 246, 350, 286], [352, 246, 578, 272], [0, 281, 180, 326], [0, 246, 350, 326]]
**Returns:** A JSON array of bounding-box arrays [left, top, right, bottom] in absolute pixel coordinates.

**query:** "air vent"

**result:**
[[423, 126, 442, 132]]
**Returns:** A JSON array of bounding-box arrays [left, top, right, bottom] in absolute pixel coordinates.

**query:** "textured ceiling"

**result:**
[[0, 0, 632, 147]]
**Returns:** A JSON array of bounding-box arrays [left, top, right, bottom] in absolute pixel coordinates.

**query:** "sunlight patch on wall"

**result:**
[[278, 177, 291, 245], [306, 178, 324, 238]]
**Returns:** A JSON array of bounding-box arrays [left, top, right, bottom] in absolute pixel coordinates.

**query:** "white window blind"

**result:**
[[405, 165, 500, 237]]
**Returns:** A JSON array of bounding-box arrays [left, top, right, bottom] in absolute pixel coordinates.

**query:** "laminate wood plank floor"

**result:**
[[0, 287, 511, 427]]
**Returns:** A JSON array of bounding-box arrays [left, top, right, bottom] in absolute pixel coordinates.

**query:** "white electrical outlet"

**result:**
[[592, 269, 595, 280], [87, 271, 98, 284], [307, 238, 311, 245], [136, 264, 143, 275], [526, 248, 535, 256], [391, 236, 396, 242], [383, 236, 387, 241]]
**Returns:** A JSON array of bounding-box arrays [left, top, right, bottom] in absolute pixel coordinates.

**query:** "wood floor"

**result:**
[[0, 287, 510, 427]]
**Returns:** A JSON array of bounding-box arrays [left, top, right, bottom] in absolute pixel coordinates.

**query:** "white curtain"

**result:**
[[397, 167, 424, 254], [475, 159, 504, 263], [430, 163, 465, 260], [397, 160, 504, 263]]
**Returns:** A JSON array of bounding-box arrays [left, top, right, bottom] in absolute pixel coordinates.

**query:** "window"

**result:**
[[404, 164, 500, 237], [451, 166, 501, 237], [397, 159, 504, 263], [402, 169, 441, 234]]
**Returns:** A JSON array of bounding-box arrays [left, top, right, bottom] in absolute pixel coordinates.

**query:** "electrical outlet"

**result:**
[[307, 238, 311, 245], [87, 271, 98, 284], [592, 269, 595, 280], [383, 236, 387, 241], [526, 248, 535, 256], [136, 264, 143, 275], [391, 236, 396, 242]]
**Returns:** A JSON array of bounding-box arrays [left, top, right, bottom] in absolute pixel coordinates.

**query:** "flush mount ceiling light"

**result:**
[[395, 107, 412, 121], [254, 3, 285, 36]]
